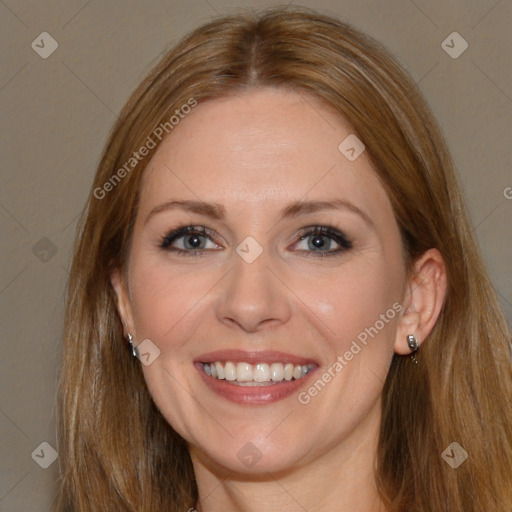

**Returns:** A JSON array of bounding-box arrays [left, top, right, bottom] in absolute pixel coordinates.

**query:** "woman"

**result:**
[[56, 7, 512, 511]]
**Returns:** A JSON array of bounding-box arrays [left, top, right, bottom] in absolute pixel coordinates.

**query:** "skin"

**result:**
[[111, 88, 447, 512]]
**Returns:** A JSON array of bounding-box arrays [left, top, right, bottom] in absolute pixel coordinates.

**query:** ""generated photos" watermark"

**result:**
[[298, 302, 403, 404], [94, 98, 197, 200]]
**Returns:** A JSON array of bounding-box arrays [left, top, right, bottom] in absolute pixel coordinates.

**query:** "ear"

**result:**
[[394, 248, 447, 355], [110, 268, 136, 337]]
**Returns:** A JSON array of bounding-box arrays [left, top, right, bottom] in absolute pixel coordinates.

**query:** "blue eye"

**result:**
[[160, 225, 352, 257], [294, 226, 352, 257], [160, 226, 219, 256]]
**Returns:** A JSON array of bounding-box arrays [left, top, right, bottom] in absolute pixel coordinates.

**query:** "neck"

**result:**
[[190, 404, 386, 512]]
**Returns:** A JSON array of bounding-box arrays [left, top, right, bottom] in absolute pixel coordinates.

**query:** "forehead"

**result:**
[[138, 88, 392, 222]]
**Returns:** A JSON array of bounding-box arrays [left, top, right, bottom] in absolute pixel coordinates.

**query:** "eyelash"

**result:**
[[159, 225, 353, 258]]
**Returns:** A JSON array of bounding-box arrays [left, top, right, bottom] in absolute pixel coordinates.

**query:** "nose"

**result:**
[[215, 244, 292, 333]]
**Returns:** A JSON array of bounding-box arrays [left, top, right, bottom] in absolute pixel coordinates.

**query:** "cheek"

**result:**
[[128, 254, 220, 362], [308, 256, 402, 347], [298, 260, 402, 422], [127, 258, 213, 434]]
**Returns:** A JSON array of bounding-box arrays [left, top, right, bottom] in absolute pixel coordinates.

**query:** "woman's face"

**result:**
[[114, 88, 409, 475]]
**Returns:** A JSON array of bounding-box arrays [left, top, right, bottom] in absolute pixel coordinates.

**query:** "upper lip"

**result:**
[[195, 349, 318, 366]]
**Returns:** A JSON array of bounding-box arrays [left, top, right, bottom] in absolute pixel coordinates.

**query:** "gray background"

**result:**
[[1, 0, 510, 510]]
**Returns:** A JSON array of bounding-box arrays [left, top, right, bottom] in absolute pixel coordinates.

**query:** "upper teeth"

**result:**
[[202, 361, 314, 384]]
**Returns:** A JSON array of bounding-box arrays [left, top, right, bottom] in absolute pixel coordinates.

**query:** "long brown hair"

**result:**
[[56, 7, 512, 511]]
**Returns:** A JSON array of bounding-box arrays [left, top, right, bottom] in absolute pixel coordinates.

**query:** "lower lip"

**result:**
[[195, 363, 317, 405]]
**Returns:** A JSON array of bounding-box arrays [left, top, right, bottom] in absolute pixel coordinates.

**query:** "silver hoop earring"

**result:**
[[126, 333, 138, 358], [407, 334, 419, 365]]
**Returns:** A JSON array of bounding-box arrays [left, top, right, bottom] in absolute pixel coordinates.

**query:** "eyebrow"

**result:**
[[144, 198, 374, 228]]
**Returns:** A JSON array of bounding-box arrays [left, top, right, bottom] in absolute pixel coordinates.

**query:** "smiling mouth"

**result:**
[[200, 361, 316, 386]]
